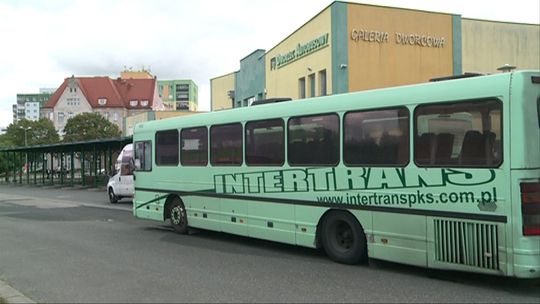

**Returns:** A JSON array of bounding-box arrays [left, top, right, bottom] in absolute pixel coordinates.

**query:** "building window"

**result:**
[[113, 112, 119, 122], [299, 77, 306, 99], [58, 112, 65, 123], [130, 100, 138, 107], [308, 73, 316, 97], [176, 101, 189, 110], [319, 70, 327, 96], [176, 84, 190, 102], [98, 98, 107, 106], [140, 100, 149, 107]]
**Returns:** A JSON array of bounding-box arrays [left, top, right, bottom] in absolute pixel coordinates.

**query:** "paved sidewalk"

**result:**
[[0, 279, 34, 304]]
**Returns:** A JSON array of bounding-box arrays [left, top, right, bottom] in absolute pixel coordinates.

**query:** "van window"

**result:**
[[120, 147, 134, 176]]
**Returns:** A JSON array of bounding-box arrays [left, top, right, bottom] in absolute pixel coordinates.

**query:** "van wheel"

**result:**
[[108, 188, 118, 204], [170, 198, 188, 234], [321, 211, 367, 264]]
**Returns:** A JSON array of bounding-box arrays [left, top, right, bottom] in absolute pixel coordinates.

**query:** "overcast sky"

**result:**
[[0, 0, 538, 129]]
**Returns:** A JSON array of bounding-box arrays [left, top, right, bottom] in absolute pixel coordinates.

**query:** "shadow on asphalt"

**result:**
[[143, 224, 329, 263], [111, 199, 133, 206], [142, 222, 540, 299]]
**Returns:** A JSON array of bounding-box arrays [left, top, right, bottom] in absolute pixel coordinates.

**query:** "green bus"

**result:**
[[132, 70, 540, 278]]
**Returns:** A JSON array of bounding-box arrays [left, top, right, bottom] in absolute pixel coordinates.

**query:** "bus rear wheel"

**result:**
[[321, 211, 367, 264], [169, 198, 188, 234]]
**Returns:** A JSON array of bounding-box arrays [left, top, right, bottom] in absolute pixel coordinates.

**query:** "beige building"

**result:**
[[120, 69, 154, 79], [211, 1, 539, 110], [210, 72, 236, 111], [461, 19, 540, 74]]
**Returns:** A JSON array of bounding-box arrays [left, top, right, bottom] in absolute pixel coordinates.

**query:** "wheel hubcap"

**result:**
[[171, 206, 184, 225], [333, 221, 354, 251]]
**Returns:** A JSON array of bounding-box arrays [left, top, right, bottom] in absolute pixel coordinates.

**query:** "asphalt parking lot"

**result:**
[[0, 184, 539, 303]]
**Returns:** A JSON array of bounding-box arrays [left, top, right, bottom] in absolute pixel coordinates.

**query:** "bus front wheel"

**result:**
[[169, 198, 188, 234], [321, 211, 367, 264]]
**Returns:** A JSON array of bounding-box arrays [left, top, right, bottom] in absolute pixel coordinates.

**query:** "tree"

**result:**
[[63, 112, 121, 142], [0, 133, 13, 176], [0, 119, 59, 179], [3, 118, 59, 147]]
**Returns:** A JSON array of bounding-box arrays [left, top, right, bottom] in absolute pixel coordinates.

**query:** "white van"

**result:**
[[107, 144, 134, 204]]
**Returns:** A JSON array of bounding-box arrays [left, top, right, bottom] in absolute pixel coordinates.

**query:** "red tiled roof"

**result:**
[[43, 81, 68, 108], [113, 78, 158, 109], [43, 76, 157, 109]]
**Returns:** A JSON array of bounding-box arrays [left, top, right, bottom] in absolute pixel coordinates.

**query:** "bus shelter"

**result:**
[[0, 137, 132, 188]]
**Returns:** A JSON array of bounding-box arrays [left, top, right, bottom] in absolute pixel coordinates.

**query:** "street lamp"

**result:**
[[21, 126, 31, 173], [23, 127, 31, 146]]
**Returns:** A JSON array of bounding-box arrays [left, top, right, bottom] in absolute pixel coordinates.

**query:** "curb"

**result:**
[[0, 279, 35, 304], [87, 187, 107, 192]]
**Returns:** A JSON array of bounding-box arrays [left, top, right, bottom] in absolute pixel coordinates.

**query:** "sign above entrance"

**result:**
[[351, 28, 446, 48], [270, 33, 329, 70]]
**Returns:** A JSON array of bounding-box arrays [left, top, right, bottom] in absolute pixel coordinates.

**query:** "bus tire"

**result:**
[[321, 211, 367, 264], [169, 197, 188, 234], [108, 187, 118, 204]]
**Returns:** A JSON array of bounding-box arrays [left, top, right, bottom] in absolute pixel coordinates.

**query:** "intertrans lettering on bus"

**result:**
[[214, 168, 496, 193], [213, 168, 499, 210]]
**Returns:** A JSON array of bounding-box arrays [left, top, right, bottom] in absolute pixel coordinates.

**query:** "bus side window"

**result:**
[[181, 127, 208, 166], [134, 141, 152, 171], [210, 123, 242, 166], [344, 107, 409, 166], [414, 99, 502, 168], [245, 119, 284, 166], [288, 114, 339, 166], [156, 130, 179, 166]]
